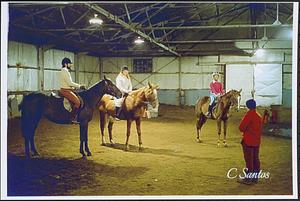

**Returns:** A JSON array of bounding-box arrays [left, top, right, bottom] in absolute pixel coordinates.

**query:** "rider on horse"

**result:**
[[207, 72, 225, 118], [115, 65, 133, 120], [59, 57, 85, 124]]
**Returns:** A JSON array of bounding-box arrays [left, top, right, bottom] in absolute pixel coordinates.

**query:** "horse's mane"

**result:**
[[129, 86, 147, 97], [220, 90, 235, 99]]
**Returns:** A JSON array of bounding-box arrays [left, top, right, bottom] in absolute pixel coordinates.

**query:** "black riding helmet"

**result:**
[[121, 65, 129, 71], [62, 57, 72, 67]]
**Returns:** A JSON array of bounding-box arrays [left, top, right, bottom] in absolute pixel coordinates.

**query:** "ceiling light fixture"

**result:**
[[134, 36, 144, 44], [89, 14, 103, 25]]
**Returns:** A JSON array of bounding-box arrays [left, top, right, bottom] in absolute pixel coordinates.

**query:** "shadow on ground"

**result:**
[[7, 153, 148, 196], [104, 143, 228, 161]]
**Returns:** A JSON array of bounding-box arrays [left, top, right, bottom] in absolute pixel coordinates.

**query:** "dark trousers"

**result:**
[[241, 141, 260, 179]]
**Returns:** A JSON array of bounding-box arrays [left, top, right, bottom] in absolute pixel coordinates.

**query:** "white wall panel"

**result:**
[[150, 74, 179, 89], [284, 54, 292, 62], [181, 57, 198, 72], [283, 64, 292, 73], [79, 72, 100, 88], [44, 49, 74, 69], [7, 68, 38, 91], [251, 52, 284, 62], [131, 73, 152, 89], [181, 74, 203, 89], [283, 74, 292, 89], [226, 64, 254, 105], [199, 56, 218, 63], [102, 57, 132, 73], [258, 40, 292, 49], [254, 64, 282, 106], [220, 55, 251, 62], [153, 57, 178, 72], [78, 55, 100, 72], [8, 41, 37, 67]]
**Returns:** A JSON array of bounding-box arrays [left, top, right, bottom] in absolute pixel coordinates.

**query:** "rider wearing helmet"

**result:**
[[114, 65, 133, 120], [59, 57, 85, 123], [207, 72, 225, 117]]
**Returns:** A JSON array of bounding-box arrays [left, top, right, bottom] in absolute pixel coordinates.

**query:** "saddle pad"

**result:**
[[63, 98, 72, 112]]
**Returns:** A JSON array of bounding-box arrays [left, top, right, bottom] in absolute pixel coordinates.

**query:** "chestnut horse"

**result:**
[[99, 83, 159, 151], [195, 89, 242, 147]]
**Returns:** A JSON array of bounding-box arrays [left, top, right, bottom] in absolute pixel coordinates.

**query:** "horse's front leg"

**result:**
[[80, 121, 91, 157], [223, 120, 228, 147], [124, 119, 132, 151], [135, 118, 143, 151], [100, 111, 107, 146], [217, 119, 222, 147], [108, 120, 115, 145]]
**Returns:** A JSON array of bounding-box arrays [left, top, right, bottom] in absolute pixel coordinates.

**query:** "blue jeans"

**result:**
[[209, 93, 218, 105]]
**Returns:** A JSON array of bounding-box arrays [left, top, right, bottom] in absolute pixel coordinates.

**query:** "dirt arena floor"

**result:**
[[7, 104, 293, 196]]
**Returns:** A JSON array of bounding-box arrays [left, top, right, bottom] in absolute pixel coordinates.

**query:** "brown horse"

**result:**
[[195, 89, 242, 147], [99, 82, 159, 151]]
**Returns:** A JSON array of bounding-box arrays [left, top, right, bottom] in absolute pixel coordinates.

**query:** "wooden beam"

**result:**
[[86, 3, 181, 57]]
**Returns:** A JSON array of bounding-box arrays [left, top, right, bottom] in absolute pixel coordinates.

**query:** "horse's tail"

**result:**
[[195, 96, 209, 118]]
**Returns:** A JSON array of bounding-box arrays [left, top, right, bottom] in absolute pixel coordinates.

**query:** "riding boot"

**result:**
[[70, 107, 80, 124]]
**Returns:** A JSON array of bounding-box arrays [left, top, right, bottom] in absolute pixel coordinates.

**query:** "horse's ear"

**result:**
[[154, 84, 159, 89], [239, 89, 242, 93], [148, 81, 152, 88], [104, 75, 107, 80]]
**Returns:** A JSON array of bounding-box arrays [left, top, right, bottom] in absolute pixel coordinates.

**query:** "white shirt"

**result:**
[[116, 74, 132, 95], [59, 67, 81, 89]]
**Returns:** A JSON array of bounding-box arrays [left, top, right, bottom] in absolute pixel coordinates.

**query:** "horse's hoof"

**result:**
[[32, 152, 40, 157], [197, 138, 202, 143], [87, 152, 92, 156], [101, 143, 106, 146], [139, 146, 144, 151], [217, 143, 220, 147], [110, 140, 115, 145], [124, 146, 129, 151], [224, 144, 228, 147]]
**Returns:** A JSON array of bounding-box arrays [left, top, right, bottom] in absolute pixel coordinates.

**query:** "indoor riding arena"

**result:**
[[4, 2, 296, 198]]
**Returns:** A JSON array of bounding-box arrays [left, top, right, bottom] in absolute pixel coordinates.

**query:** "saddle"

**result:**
[[50, 91, 84, 112]]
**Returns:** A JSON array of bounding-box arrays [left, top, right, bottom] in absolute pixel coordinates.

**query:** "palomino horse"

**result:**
[[195, 89, 242, 147], [99, 82, 159, 151], [18, 77, 122, 158]]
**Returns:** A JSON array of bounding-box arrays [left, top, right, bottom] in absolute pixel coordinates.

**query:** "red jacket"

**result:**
[[210, 81, 225, 94], [239, 109, 263, 147]]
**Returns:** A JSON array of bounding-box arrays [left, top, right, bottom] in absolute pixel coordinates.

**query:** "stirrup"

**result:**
[[71, 120, 80, 124]]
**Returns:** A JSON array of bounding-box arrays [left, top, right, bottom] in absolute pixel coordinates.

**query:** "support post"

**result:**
[[178, 57, 184, 107], [37, 46, 44, 91], [74, 53, 79, 83], [99, 57, 103, 80]]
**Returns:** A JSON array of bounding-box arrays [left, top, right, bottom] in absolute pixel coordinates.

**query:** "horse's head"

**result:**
[[227, 89, 242, 111], [103, 75, 122, 98], [144, 82, 159, 108]]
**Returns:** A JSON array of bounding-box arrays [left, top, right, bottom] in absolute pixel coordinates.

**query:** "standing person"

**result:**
[[238, 99, 263, 185], [207, 72, 225, 117], [59, 57, 85, 124], [115, 65, 133, 119]]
